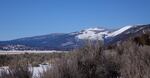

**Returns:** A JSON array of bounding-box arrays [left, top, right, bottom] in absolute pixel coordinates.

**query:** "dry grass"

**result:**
[[40, 41, 150, 78], [0, 40, 150, 78], [0, 63, 32, 78], [0, 52, 65, 67]]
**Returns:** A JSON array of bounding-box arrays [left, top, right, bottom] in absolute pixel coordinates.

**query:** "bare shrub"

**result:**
[[0, 63, 33, 78], [0, 52, 65, 67], [40, 40, 120, 78], [115, 41, 150, 78]]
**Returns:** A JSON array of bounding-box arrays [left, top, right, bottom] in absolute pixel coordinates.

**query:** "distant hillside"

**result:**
[[0, 24, 150, 51]]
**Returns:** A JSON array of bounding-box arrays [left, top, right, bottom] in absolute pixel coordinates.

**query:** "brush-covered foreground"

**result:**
[[0, 40, 150, 78], [0, 52, 66, 67]]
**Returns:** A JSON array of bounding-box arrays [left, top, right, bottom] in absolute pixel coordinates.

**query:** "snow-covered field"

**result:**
[[0, 50, 68, 55]]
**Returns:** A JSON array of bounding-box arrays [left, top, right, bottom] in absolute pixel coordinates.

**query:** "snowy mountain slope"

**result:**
[[75, 24, 150, 43], [0, 24, 150, 51], [105, 24, 150, 44], [106, 25, 133, 37], [76, 28, 109, 40], [75, 25, 134, 40]]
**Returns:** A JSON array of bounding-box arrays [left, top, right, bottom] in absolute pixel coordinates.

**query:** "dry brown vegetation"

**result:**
[[0, 38, 150, 78], [0, 63, 32, 78], [40, 41, 150, 78], [0, 52, 66, 67]]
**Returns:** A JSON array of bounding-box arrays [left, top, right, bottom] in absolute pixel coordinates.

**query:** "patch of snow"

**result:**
[[69, 32, 79, 35], [0, 64, 51, 78], [76, 27, 109, 40], [61, 42, 74, 46], [32, 36, 48, 40], [107, 25, 133, 37], [31, 64, 51, 77], [85, 27, 105, 31]]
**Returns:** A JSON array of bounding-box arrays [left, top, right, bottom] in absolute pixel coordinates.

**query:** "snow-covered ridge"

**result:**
[[85, 27, 105, 31], [76, 25, 134, 40], [76, 27, 109, 40], [106, 25, 133, 37]]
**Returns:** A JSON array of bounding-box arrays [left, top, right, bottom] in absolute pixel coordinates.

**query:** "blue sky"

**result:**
[[0, 0, 150, 40]]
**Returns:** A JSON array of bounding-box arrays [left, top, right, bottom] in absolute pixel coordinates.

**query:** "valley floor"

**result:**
[[0, 50, 68, 55]]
